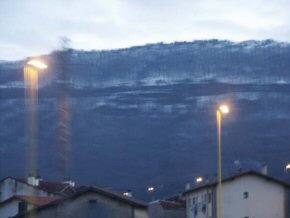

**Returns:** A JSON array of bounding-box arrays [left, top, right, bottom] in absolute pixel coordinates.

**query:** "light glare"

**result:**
[[27, 60, 48, 69], [148, 187, 154, 192], [195, 177, 203, 183], [219, 105, 230, 114]]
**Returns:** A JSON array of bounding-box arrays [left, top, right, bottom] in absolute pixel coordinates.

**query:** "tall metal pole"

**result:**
[[57, 38, 72, 181], [217, 110, 223, 218]]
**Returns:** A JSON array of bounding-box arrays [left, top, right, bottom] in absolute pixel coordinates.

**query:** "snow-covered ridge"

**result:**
[[0, 39, 290, 89]]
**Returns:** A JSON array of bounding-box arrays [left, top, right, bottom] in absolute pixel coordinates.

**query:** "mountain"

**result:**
[[0, 39, 290, 200]]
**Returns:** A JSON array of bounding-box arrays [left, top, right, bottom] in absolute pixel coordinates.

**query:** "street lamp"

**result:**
[[24, 59, 47, 178], [216, 104, 229, 218], [147, 186, 155, 192], [195, 176, 204, 184]]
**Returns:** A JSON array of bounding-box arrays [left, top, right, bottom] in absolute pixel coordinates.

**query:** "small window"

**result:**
[[192, 196, 196, 205], [203, 194, 207, 203], [244, 217, 249, 218], [88, 199, 97, 204], [207, 193, 212, 203], [243, 192, 249, 199], [202, 204, 206, 213], [18, 201, 27, 213], [194, 207, 198, 215]]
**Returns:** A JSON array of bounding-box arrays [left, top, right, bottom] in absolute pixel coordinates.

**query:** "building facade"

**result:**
[[0, 176, 75, 218], [183, 171, 289, 218], [14, 186, 149, 218], [149, 199, 186, 218], [0, 195, 58, 218]]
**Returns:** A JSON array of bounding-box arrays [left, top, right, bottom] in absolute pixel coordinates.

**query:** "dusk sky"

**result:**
[[0, 0, 289, 60]]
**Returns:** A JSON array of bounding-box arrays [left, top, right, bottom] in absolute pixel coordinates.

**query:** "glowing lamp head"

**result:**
[[148, 187, 155, 192], [195, 176, 203, 184], [27, 59, 47, 69], [285, 163, 290, 171], [219, 105, 230, 114]]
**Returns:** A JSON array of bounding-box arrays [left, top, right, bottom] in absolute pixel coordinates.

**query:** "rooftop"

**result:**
[[0, 177, 77, 196], [183, 170, 290, 195], [0, 195, 59, 207], [13, 186, 148, 218]]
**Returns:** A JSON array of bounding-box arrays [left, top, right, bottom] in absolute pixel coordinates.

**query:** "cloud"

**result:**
[[0, 0, 289, 60]]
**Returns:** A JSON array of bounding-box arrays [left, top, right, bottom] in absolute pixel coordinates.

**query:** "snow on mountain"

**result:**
[[0, 40, 290, 200]]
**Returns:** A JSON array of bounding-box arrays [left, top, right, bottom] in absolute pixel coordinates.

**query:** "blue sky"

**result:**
[[0, 0, 289, 60]]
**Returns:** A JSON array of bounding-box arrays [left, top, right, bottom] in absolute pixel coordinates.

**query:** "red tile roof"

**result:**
[[0, 177, 76, 195], [38, 180, 73, 193], [14, 195, 59, 206], [0, 195, 59, 207]]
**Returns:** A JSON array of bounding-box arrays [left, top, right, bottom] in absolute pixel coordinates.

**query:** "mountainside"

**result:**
[[0, 39, 290, 200]]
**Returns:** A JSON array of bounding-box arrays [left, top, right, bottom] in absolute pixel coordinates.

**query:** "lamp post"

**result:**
[[24, 59, 47, 178], [216, 104, 229, 218]]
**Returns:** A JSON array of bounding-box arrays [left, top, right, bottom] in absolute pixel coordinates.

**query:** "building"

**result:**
[[13, 186, 149, 218], [0, 176, 76, 217], [183, 171, 290, 218], [0, 195, 58, 218], [0, 176, 76, 202], [149, 196, 186, 218]]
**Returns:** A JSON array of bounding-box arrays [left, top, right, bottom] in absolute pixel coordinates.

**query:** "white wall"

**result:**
[[0, 199, 20, 218], [219, 175, 286, 218], [134, 208, 149, 218], [0, 178, 51, 203], [0, 199, 34, 218], [185, 174, 287, 218]]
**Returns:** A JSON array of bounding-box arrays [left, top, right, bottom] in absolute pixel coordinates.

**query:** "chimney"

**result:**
[[27, 175, 39, 186], [261, 164, 268, 175], [123, 190, 133, 197], [185, 183, 191, 190], [127, 190, 133, 197], [62, 179, 75, 187]]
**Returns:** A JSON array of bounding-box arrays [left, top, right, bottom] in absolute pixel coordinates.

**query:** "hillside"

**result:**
[[0, 39, 290, 200]]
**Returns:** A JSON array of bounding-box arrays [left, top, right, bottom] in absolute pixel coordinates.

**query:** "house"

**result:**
[[183, 170, 290, 218], [0, 176, 76, 203], [149, 195, 186, 218], [0, 195, 58, 218], [13, 186, 149, 218], [0, 176, 76, 217]]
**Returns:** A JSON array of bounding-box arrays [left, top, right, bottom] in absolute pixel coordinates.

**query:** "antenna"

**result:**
[[57, 37, 72, 181]]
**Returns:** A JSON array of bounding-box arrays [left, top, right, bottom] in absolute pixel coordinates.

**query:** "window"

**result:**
[[207, 192, 212, 203], [202, 194, 206, 203], [188, 198, 191, 208], [202, 204, 206, 213], [243, 192, 249, 199], [194, 207, 198, 216], [192, 196, 196, 205], [18, 201, 27, 213], [88, 199, 97, 204]]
